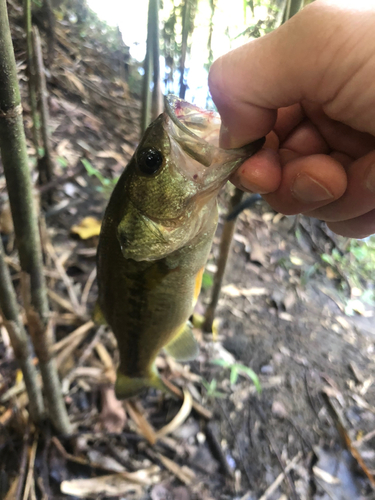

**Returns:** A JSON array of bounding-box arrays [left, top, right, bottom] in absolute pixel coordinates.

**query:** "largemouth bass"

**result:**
[[96, 95, 264, 399]]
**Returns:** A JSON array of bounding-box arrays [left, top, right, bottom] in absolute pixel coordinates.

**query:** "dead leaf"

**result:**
[[156, 452, 195, 485], [125, 400, 157, 445], [64, 69, 86, 95], [60, 466, 160, 497], [96, 150, 125, 163], [71, 217, 101, 239]]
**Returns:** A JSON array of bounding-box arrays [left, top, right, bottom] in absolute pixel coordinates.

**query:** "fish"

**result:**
[[96, 95, 264, 399]]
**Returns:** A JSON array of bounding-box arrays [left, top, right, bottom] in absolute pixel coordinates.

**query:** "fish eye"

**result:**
[[138, 148, 163, 175]]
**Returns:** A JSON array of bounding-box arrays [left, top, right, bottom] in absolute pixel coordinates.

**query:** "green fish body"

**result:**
[[97, 96, 264, 399]]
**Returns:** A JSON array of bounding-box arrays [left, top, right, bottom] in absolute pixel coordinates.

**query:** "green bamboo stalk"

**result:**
[[141, 0, 154, 134], [151, 0, 162, 120], [0, 0, 71, 435], [0, 238, 45, 422], [24, 0, 40, 156], [179, 0, 191, 99]]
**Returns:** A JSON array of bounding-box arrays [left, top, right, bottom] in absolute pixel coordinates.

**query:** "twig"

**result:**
[[45, 241, 84, 316], [81, 266, 96, 311], [0, 238, 44, 422], [321, 390, 375, 487], [14, 426, 30, 500], [255, 452, 302, 500], [75, 325, 103, 368], [55, 323, 98, 373], [160, 376, 213, 420], [52, 320, 94, 354], [22, 431, 38, 500], [47, 288, 78, 315]]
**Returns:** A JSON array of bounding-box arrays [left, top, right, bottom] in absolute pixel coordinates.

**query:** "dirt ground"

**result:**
[[0, 3, 375, 499]]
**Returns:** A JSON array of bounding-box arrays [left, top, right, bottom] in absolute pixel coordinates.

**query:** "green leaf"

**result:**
[[57, 157, 68, 168], [230, 367, 239, 385], [321, 253, 334, 265], [236, 364, 262, 394]]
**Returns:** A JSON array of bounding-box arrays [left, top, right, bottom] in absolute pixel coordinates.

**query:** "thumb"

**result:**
[[208, 0, 375, 148]]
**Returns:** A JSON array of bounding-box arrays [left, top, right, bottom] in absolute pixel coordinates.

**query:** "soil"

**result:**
[[0, 2, 375, 500]]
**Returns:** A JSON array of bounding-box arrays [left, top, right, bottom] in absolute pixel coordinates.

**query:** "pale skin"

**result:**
[[208, 0, 375, 238]]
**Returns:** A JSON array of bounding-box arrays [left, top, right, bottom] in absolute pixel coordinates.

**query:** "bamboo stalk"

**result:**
[[32, 26, 55, 195], [151, 0, 162, 120], [141, 0, 156, 134], [0, 0, 71, 435], [0, 238, 45, 423], [24, 0, 40, 155], [179, 0, 191, 99]]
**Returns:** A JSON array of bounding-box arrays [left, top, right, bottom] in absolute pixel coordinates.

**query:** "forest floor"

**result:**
[[1, 2, 375, 499]]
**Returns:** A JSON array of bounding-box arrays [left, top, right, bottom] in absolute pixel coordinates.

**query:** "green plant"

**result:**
[[321, 237, 375, 306], [81, 158, 118, 195], [201, 378, 226, 399], [211, 359, 262, 393]]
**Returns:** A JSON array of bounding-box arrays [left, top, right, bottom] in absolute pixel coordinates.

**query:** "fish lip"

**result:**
[[164, 94, 265, 164]]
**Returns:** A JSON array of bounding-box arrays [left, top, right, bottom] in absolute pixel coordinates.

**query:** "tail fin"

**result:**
[[114, 368, 173, 400]]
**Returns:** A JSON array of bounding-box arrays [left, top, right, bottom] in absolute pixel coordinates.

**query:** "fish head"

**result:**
[[117, 95, 264, 261]]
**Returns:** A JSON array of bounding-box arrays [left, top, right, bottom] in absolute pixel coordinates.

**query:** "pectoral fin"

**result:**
[[164, 322, 199, 362]]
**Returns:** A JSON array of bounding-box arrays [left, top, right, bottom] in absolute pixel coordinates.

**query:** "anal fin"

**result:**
[[164, 322, 199, 362]]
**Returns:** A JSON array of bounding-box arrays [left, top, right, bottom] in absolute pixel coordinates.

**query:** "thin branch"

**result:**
[[32, 26, 55, 197], [203, 187, 244, 332], [0, 238, 45, 422]]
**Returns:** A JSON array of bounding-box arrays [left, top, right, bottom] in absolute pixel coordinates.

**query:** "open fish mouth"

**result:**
[[164, 94, 265, 188], [164, 94, 221, 147]]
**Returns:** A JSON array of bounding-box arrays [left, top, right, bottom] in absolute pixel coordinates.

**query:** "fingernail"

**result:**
[[365, 163, 375, 192], [292, 174, 334, 203]]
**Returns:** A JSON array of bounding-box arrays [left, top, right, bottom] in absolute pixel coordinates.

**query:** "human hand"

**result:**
[[208, 0, 375, 238]]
